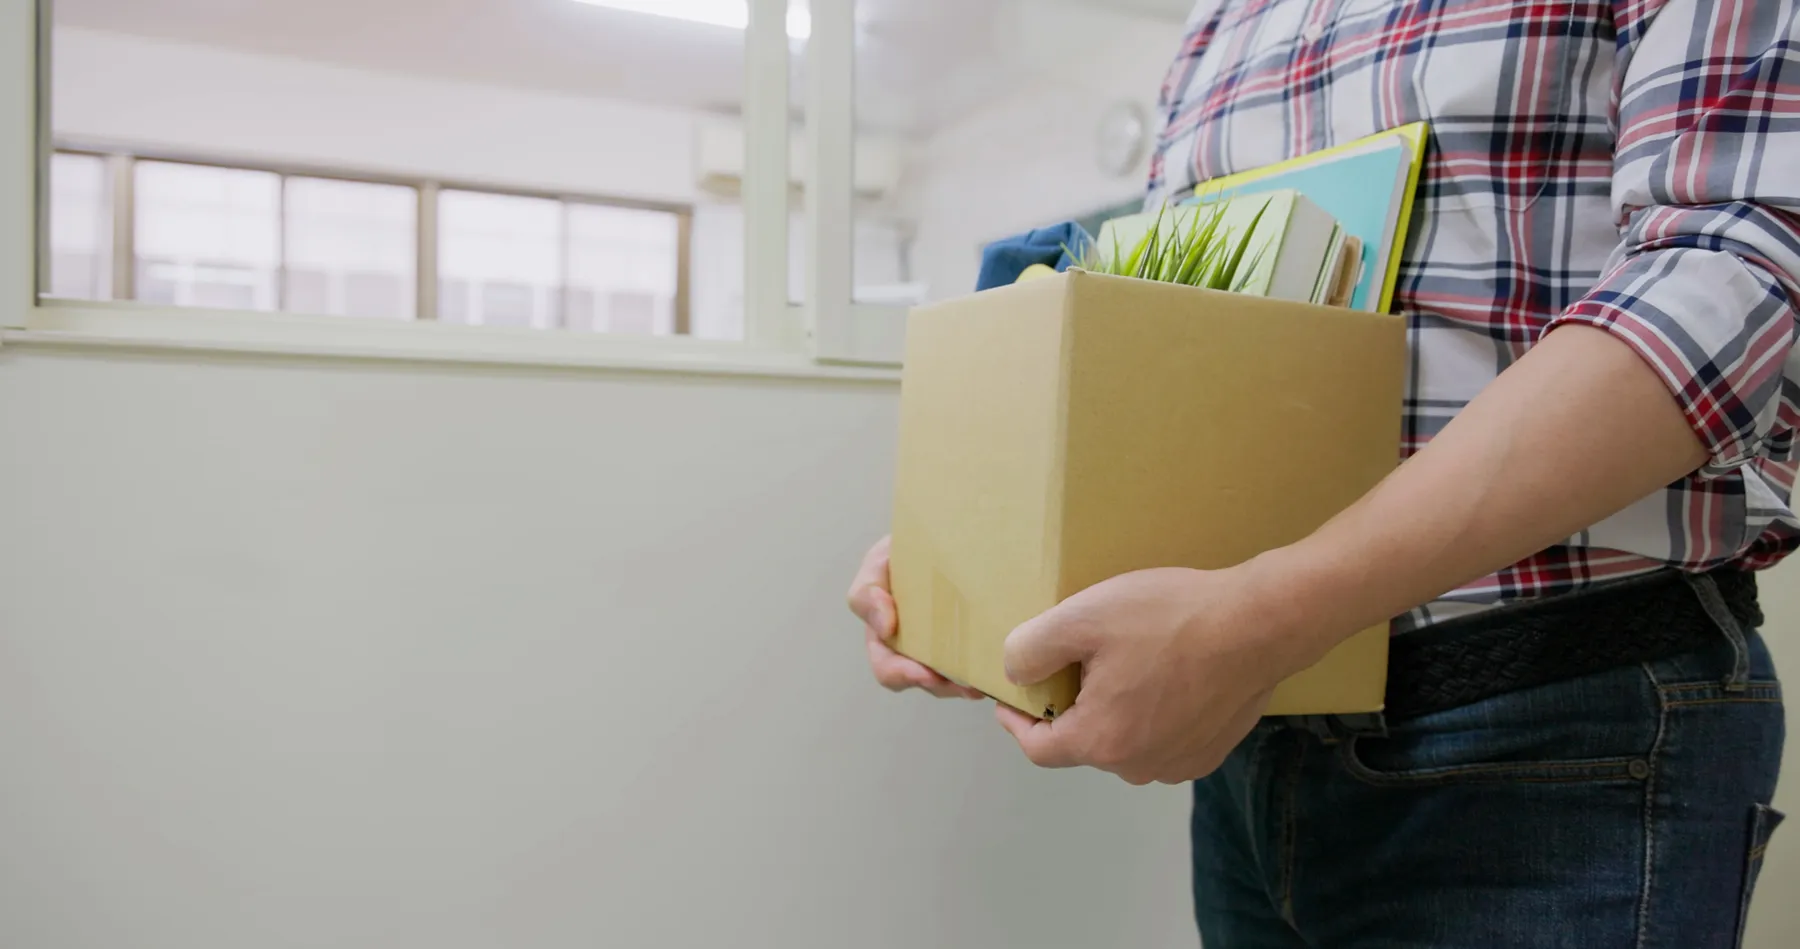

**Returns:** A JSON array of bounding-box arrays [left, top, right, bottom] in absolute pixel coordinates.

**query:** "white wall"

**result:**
[[901, 4, 1184, 299], [1749, 561, 1800, 949], [0, 344, 1196, 949], [2, 340, 1789, 949]]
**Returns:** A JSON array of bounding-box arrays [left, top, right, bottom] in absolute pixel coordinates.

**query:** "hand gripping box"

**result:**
[[888, 270, 1406, 719]]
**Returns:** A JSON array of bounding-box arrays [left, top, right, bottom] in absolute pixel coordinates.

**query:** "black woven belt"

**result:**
[[1385, 569, 1763, 720]]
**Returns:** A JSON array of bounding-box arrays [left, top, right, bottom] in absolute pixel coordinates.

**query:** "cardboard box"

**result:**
[[889, 270, 1405, 719]]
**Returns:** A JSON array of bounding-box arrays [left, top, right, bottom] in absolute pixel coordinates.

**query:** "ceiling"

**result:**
[[54, 0, 1196, 135]]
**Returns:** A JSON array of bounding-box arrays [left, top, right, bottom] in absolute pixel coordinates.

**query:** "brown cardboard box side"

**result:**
[[891, 271, 1406, 719], [889, 276, 1080, 718]]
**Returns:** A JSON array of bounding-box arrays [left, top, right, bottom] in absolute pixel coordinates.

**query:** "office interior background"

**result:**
[[1, 0, 1794, 946]]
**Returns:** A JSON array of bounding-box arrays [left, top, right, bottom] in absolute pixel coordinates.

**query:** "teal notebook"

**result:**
[[1184, 139, 1411, 312]]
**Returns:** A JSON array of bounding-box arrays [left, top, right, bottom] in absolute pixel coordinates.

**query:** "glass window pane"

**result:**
[[683, 207, 908, 339], [283, 176, 418, 320], [564, 288, 600, 333], [787, 0, 924, 311], [46, 152, 114, 301], [437, 190, 562, 330], [565, 203, 681, 336], [480, 283, 541, 329], [134, 161, 281, 311], [850, 218, 918, 305], [439, 279, 471, 324], [688, 203, 746, 341], [286, 268, 332, 314]]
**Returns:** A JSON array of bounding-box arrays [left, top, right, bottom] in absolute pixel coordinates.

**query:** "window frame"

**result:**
[[2, 0, 42, 328], [800, 0, 910, 366], [2, 0, 902, 381], [55, 143, 696, 331]]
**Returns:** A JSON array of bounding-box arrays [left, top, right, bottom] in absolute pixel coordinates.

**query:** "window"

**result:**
[[45, 151, 113, 301], [437, 190, 562, 330], [283, 177, 418, 321], [787, 216, 916, 305], [677, 205, 916, 343], [134, 160, 281, 311], [437, 190, 687, 335], [566, 203, 682, 335], [44, 150, 694, 334]]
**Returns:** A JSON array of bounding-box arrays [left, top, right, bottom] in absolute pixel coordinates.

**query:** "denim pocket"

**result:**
[[1341, 662, 1660, 787], [1341, 736, 1648, 786], [1736, 804, 1786, 947]]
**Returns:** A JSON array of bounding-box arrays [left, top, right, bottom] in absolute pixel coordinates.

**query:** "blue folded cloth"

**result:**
[[975, 222, 1093, 291]]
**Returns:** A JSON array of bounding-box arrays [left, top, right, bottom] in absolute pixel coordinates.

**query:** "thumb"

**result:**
[[1003, 604, 1096, 687]]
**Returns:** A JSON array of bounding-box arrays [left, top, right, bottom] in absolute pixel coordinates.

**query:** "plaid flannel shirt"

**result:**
[[1148, 0, 1800, 629]]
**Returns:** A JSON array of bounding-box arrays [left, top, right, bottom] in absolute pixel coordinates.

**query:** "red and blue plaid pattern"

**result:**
[[1149, 0, 1800, 629]]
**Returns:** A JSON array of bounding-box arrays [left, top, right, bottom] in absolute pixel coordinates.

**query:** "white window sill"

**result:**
[[3, 300, 902, 384]]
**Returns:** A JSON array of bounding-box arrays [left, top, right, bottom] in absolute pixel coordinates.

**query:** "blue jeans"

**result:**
[[1192, 628, 1786, 948]]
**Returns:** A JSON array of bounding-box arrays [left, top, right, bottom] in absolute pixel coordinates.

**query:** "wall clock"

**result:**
[[1095, 100, 1151, 178]]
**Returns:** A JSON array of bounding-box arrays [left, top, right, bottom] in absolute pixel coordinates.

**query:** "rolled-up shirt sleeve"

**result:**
[[1546, 0, 1800, 477]]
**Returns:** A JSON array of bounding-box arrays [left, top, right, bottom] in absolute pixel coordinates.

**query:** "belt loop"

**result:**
[[1685, 572, 1751, 692], [1293, 715, 1337, 744], [1326, 712, 1389, 742]]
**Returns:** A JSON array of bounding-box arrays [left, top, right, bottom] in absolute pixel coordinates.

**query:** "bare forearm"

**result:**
[[1253, 325, 1710, 661]]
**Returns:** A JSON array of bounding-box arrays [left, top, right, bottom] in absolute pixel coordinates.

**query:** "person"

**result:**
[[847, 0, 1797, 946]]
